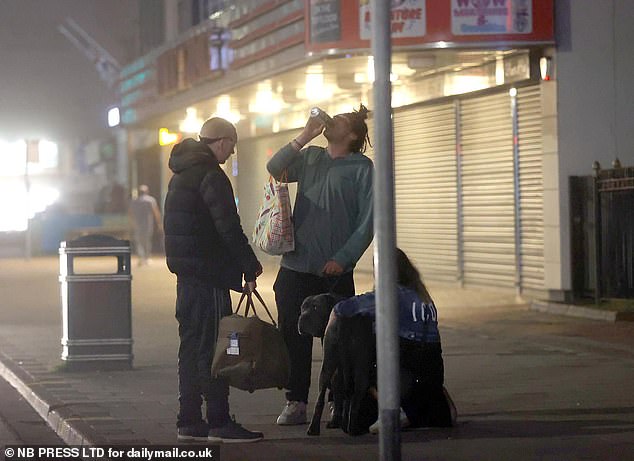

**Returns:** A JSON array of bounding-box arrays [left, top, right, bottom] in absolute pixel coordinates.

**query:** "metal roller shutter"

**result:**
[[393, 103, 458, 282], [239, 88, 544, 292], [517, 85, 545, 290], [460, 92, 516, 287]]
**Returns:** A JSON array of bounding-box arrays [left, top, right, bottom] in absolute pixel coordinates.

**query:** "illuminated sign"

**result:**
[[360, 0, 426, 40], [159, 128, 181, 146], [306, 0, 554, 53], [108, 107, 121, 127], [451, 0, 532, 35]]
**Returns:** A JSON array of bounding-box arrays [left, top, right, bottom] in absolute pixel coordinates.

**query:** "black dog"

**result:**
[[298, 294, 342, 435], [298, 294, 377, 436], [338, 315, 377, 435], [297, 293, 338, 339]]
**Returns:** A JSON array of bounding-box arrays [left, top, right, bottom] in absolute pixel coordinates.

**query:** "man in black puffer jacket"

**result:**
[[164, 117, 263, 443]]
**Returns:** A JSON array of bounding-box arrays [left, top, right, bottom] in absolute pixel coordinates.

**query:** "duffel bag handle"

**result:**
[[235, 289, 277, 327]]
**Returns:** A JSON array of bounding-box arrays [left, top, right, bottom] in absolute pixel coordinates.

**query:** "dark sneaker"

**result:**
[[208, 416, 263, 443], [177, 422, 209, 442]]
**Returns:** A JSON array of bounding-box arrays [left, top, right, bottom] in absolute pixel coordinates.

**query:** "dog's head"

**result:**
[[298, 293, 341, 338]]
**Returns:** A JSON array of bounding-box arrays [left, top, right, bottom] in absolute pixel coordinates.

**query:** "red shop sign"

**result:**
[[305, 0, 554, 54]]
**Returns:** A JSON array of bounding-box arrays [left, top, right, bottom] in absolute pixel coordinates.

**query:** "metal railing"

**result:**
[[592, 159, 634, 302]]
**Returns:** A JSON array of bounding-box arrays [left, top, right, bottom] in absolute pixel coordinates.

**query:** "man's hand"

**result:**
[[244, 281, 257, 294], [322, 260, 344, 276], [296, 116, 326, 145]]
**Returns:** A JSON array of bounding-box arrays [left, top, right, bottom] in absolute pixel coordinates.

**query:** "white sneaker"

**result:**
[[369, 408, 410, 434], [276, 401, 307, 425]]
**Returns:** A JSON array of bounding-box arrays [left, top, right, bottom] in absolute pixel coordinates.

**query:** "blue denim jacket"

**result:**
[[333, 286, 440, 343]]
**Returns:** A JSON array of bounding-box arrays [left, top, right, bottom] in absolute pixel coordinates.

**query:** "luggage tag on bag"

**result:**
[[226, 332, 240, 355]]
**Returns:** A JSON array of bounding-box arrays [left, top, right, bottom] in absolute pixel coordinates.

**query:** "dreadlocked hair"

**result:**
[[347, 103, 372, 153]]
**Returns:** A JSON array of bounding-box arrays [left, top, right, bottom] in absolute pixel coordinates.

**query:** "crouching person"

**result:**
[[333, 248, 457, 433]]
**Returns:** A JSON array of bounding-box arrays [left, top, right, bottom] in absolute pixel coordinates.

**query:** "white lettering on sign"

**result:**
[[360, 0, 426, 40], [451, 0, 532, 35]]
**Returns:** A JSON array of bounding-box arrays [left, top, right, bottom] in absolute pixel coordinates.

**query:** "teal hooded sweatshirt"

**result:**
[[267, 143, 374, 275]]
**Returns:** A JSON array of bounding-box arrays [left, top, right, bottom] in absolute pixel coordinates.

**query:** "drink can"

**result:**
[[310, 107, 333, 126]]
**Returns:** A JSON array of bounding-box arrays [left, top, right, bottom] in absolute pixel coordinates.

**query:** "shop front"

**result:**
[[121, 0, 554, 294]]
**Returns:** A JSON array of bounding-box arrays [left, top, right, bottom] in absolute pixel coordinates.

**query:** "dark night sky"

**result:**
[[0, 0, 140, 143]]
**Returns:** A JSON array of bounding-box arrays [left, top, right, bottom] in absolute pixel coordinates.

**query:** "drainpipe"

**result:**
[[510, 88, 522, 296]]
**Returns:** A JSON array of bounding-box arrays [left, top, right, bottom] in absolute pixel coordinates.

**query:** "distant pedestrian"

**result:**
[[128, 184, 162, 266], [267, 104, 374, 426], [164, 117, 264, 443]]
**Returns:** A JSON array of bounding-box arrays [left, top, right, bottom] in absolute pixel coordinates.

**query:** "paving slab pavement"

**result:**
[[1, 256, 633, 460]]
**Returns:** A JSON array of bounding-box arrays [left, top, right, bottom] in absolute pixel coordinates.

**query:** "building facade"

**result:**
[[117, 0, 634, 301]]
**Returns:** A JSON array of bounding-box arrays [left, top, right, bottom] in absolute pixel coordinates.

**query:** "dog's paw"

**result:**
[[306, 425, 321, 436]]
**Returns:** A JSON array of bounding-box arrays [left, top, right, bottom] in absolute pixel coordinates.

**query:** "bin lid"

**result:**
[[61, 233, 130, 248]]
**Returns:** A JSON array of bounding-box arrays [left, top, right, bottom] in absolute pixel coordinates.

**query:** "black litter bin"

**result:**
[[59, 234, 133, 370]]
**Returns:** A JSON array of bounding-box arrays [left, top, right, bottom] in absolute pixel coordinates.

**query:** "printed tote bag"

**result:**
[[252, 174, 294, 255]]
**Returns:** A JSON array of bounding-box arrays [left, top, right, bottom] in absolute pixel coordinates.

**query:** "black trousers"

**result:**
[[400, 341, 451, 427], [367, 340, 451, 427], [175, 278, 231, 428], [273, 267, 355, 403]]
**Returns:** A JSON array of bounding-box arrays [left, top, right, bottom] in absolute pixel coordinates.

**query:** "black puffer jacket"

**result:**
[[164, 139, 260, 291]]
